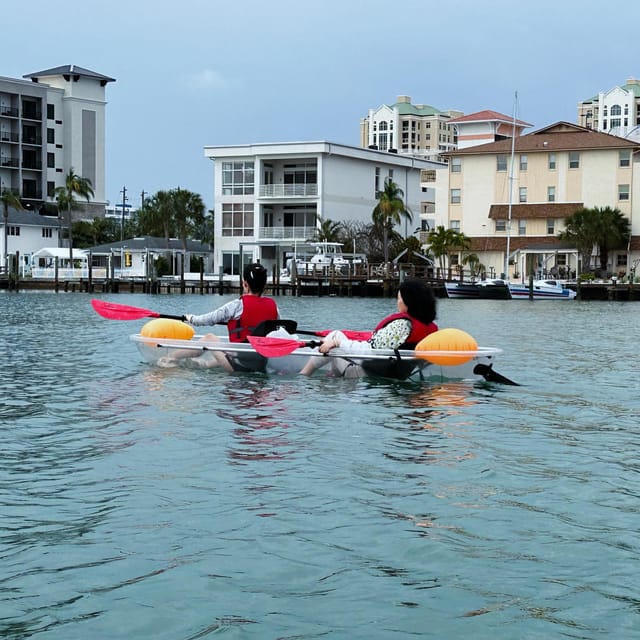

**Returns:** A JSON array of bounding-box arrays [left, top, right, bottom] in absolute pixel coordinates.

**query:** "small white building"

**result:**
[[203, 140, 446, 276], [1, 208, 60, 274]]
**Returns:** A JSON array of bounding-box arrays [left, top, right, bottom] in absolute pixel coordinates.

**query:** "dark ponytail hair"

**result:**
[[243, 262, 268, 294], [398, 278, 437, 325]]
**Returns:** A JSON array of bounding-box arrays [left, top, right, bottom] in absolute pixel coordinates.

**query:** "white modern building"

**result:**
[[577, 77, 640, 139], [0, 64, 114, 213], [203, 141, 446, 276], [2, 209, 60, 274]]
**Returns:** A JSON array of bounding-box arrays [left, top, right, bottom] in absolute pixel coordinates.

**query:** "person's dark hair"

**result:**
[[243, 262, 268, 294], [399, 278, 437, 325]]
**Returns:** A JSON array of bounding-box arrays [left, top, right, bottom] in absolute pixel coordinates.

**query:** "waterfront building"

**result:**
[[443, 122, 640, 279], [0, 64, 114, 214], [360, 96, 463, 161], [203, 141, 446, 276], [577, 77, 640, 140]]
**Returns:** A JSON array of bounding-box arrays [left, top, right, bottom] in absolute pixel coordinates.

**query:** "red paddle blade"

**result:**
[[91, 299, 159, 321], [248, 336, 308, 357]]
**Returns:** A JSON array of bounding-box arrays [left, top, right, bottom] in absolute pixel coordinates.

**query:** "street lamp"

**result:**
[[120, 185, 128, 242]]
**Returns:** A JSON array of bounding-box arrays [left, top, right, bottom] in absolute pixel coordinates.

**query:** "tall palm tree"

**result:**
[[427, 226, 470, 274], [372, 179, 412, 263], [1, 188, 23, 272], [55, 168, 94, 267], [171, 188, 206, 271]]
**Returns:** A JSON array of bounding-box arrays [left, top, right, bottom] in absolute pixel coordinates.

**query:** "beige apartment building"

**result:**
[[360, 96, 462, 161], [444, 122, 640, 279]]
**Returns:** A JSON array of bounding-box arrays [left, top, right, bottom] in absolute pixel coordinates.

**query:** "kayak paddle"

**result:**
[[473, 363, 520, 386], [91, 299, 186, 321], [252, 319, 371, 342], [247, 336, 321, 357]]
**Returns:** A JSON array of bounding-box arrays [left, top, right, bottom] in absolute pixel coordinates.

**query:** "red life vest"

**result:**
[[372, 312, 438, 349], [227, 295, 278, 343]]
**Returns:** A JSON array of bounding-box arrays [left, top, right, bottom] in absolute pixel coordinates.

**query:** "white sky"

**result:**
[[7, 0, 640, 211]]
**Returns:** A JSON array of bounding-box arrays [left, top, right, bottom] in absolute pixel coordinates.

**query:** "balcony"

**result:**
[[258, 226, 317, 240], [22, 160, 43, 170], [0, 107, 19, 118], [22, 135, 43, 146], [1, 157, 19, 168], [1, 131, 19, 143], [258, 184, 318, 198]]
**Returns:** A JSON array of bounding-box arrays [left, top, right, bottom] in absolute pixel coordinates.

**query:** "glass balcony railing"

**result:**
[[258, 184, 318, 198], [258, 226, 316, 240]]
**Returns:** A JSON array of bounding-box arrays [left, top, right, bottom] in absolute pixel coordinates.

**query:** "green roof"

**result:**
[[394, 101, 442, 116]]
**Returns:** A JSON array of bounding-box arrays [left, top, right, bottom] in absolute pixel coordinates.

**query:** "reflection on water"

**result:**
[[1, 293, 640, 638]]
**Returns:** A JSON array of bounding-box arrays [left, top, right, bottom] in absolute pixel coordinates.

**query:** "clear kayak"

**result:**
[[129, 333, 512, 384]]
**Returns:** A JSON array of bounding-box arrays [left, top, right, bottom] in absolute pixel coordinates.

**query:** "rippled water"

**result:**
[[1, 291, 639, 639]]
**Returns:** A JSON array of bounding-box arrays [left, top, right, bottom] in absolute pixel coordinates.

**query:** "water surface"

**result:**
[[1, 292, 639, 639]]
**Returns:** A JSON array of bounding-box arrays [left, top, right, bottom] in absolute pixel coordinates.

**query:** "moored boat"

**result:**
[[508, 279, 577, 300], [445, 279, 512, 300]]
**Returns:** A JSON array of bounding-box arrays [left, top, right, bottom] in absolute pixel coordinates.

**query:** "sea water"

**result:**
[[1, 291, 639, 639]]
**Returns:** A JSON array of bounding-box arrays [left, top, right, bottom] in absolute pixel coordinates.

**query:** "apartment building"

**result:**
[[203, 141, 445, 276], [577, 77, 640, 139], [360, 96, 462, 161], [444, 122, 640, 279], [0, 64, 114, 213]]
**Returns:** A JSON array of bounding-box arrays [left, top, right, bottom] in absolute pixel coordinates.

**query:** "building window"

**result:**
[[8, 226, 20, 236], [47, 152, 55, 168], [47, 181, 55, 197], [451, 157, 461, 173], [547, 219, 555, 235], [497, 154, 508, 171], [388, 169, 394, 181], [450, 219, 460, 231], [222, 252, 240, 276], [47, 128, 55, 144], [519, 187, 527, 203], [283, 161, 317, 187], [518, 220, 526, 235], [617, 254, 628, 267], [547, 186, 556, 202], [375, 167, 380, 194], [548, 153, 556, 170], [221, 202, 254, 236], [619, 184, 630, 201], [620, 150, 631, 167], [450, 189, 461, 204], [47, 104, 55, 120], [221, 161, 254, 195], [495, 219, 506, 232], [519, 154, 528, 171], [569, 152, 580, 169], [421, 169, 436, 182], [42, 227, 53, 238]]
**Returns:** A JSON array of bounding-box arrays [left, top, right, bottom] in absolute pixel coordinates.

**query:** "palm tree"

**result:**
[[372, 179, 412, 263], [1, 188, 23, 272], [312, 216, 343, 242], [427, 225, 470, 274], [55, 168, 94, 267], [171, 188, 206, 271], [462, 252, 485, 280], [559, 206, 630, 274]]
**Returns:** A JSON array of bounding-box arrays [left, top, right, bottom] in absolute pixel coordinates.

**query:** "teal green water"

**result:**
[[1, 292, 639, 639]]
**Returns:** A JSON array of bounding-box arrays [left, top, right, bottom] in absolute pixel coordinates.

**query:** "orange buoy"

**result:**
[[415, 328, 478, 366]]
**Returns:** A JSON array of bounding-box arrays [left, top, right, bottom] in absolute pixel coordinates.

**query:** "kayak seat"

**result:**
[[251, 319, 298, 337]]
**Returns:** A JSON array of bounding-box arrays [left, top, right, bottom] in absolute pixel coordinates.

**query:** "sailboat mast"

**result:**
[[505, 91, 517, 278]]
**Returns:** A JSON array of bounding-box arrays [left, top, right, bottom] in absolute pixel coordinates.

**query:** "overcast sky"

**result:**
[[6, 0, 640, 211]]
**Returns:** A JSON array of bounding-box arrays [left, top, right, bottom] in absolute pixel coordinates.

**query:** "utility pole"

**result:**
[[120, 185, 127, 242], [141, 190, 147, 209]]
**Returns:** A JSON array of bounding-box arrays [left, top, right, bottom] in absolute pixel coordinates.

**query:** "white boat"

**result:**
[[130, 333, 509, 383], [508, 279, 577, 300], [286, 242, 366, 277]]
